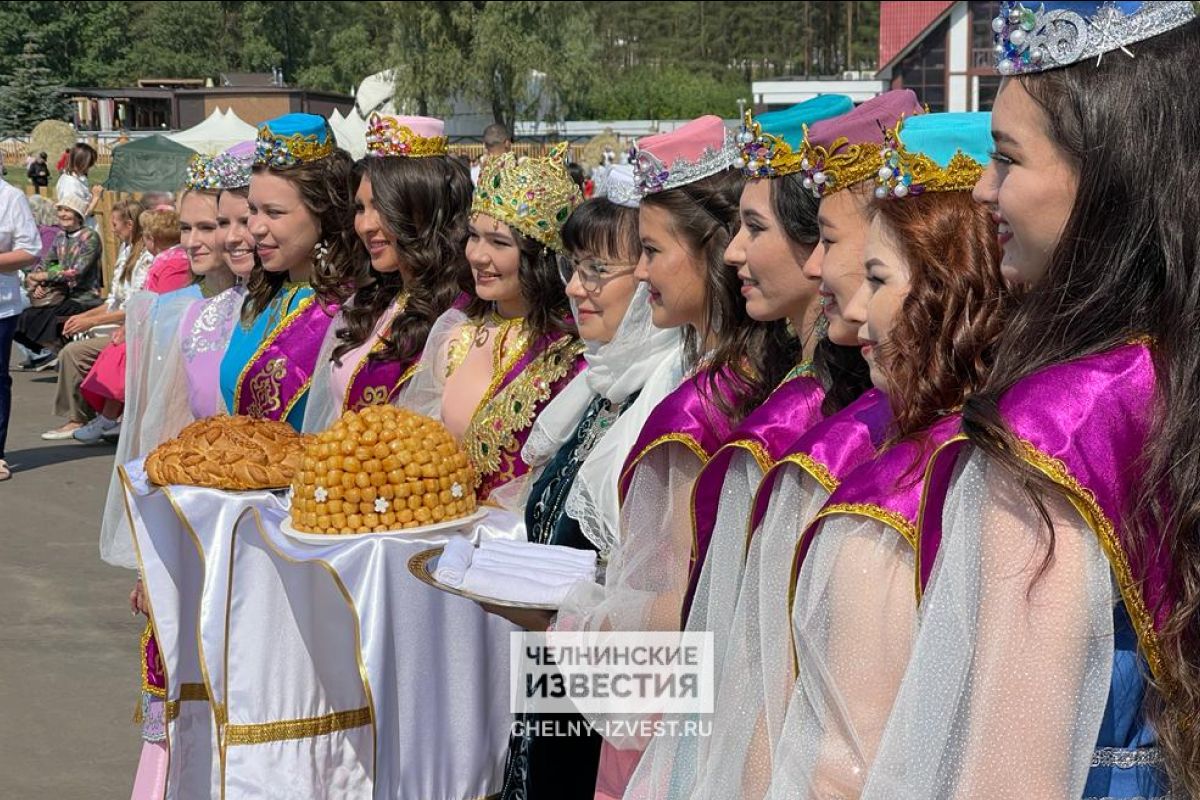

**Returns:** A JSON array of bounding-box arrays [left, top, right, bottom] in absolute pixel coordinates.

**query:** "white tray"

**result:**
[[280, 507, 489, 544], [406, 546, 559, 611]]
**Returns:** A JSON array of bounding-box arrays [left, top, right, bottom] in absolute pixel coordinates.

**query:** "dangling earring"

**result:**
[[814, 295, 830, 338], [312, 239, 332, 273]]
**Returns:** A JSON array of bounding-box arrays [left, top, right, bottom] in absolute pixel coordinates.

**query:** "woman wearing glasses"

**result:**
[[495, 164, 683, 800]]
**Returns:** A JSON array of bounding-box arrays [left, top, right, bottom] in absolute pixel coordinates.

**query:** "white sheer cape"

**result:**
[[848, 449, 1114, 799], [99, 287, 203, 569], [624, 459, 831, 799]]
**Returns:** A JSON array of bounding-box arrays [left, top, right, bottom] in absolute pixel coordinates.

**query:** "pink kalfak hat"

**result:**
[[631, 114, 740, 197], [799, 89, 924, 197]]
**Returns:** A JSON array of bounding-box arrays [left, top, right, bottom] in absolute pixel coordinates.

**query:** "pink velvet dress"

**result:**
[[80, 247, 192, 411]]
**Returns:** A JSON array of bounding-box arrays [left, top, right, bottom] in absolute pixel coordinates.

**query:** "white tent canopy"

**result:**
[[167, 108, 257, 156]]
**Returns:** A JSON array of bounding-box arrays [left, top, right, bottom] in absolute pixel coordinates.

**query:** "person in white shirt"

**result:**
[[0, 180, 48, 481], [54, 143, 103, 227]]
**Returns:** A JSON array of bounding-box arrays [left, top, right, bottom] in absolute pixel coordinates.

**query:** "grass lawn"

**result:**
[[2, 163, 111, 193]]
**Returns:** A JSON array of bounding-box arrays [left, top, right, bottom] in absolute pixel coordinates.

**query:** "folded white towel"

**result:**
[[433, 537, 475, 588], [459, 565, 586, 607], [472, 549, 596, 581], [481, 538, 597, 569]]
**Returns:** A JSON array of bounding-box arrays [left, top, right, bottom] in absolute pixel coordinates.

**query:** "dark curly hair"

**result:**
[[869, 190, 1011, 444], [332, 155, 473, 366], [242, 149, 362, 323], [463, 219, 576, 342], [641, 167, 773, 425]]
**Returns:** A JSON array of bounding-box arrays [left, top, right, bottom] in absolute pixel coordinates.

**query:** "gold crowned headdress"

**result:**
[[472, 143, 583, 252]]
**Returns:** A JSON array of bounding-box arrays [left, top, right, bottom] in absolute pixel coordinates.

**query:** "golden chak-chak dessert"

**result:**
[[290, 405, 477, 534], [145, 416, 305, 490]]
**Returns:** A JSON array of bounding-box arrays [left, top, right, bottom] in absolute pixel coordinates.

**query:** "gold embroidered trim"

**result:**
[[224, 706, 372, 747], [444, 325, 476, 378], [233, 291, 316, 418], [1016, 439, 1165, 682], [816, 502, 919, 551], [718, 439, 774, 474], [341, 293, 410, 412], [776, 452, 839, 493], [914, 433, 969, 604], [463, 335, 585, 484], [798, 127, 883, 196], [618, 433, 713, 504], [140, 621, 166, 698], [165, 683, 211, 721]]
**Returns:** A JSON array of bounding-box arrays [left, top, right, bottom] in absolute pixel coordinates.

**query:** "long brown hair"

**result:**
[[333, 155, 473, 365], [112, 199, 146, 286], [871, 191, 1011, 443], [462, 226, 576, 342], [961, 21, 1200, 791], [243, 150, 361, 323], [640, 168, 773, 425]]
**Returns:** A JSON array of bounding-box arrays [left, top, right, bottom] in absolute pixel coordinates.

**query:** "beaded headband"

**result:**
[[992, 1, 1195, 75], [595, 164, 639, 208], [183, 154, 219, 191], [737, 110, 805, 179], [209, 141, 255, 190], [365, 113, 449, 158], [472, 143, 583, 252]]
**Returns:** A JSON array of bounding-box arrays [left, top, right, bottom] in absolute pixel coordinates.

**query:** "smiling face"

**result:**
[[247, 171, 321, 276], [634, 203, 707, 331], [354, 173, 404, 276], [179, 191, 224, 276], [724, 179, 822, 324], [217, 191, 256, 280], [56, 206, 81, 232], [844, 214, 913, 392], [465, 213, 527, 317], [973, 78, 1078, 287], [563, 250, 640, 345], [816, 188, 871, 346]]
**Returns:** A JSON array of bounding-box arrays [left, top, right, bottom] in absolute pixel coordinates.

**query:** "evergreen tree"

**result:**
[[0, 31, 68, 136]]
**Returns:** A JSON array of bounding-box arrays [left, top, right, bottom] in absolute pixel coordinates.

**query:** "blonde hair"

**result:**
[[138, 208, 180, 251]]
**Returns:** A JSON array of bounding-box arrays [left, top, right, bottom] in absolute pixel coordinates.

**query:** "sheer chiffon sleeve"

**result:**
[[858, 449, 1114, 800], [393, 308, 468, 421], [300, 307, 348, 434], [762, 514, 916, 800], [624, 463, 832, 800]]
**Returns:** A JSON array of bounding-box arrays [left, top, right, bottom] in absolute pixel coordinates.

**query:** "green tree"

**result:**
[[391, 1, 599, 131], [0, 31, 69, 135]]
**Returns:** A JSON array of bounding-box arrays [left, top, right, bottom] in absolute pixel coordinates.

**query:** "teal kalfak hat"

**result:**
[[875, 112, 992, 199], [737, 94, 855, 178], [254, 112, 337, 168]]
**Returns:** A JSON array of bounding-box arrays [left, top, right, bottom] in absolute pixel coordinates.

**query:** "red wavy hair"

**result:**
[[871, 190, 1013, 442]]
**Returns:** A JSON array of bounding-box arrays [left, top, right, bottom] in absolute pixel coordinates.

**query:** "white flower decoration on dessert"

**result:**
[[374, 497, 389, 514], [451, 482, 464, 499], [314, 485, 329, 503]]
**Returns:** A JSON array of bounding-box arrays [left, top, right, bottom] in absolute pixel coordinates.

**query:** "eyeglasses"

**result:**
[[557, 256, 638, 294]]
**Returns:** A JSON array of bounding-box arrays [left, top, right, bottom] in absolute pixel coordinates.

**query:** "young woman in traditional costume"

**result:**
[[859, 4, 1200, 798], [219, 113, 358, 432], [755, 111, 1008, 800], [303, 114, 472, 431], [551, 113, 769, 800], [622, 91, 922, 800], [496, 165, 683, 800], [398, 144, 586, 508]]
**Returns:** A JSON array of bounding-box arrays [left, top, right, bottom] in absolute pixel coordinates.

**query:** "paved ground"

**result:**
[[2, 367, 140, 798]]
